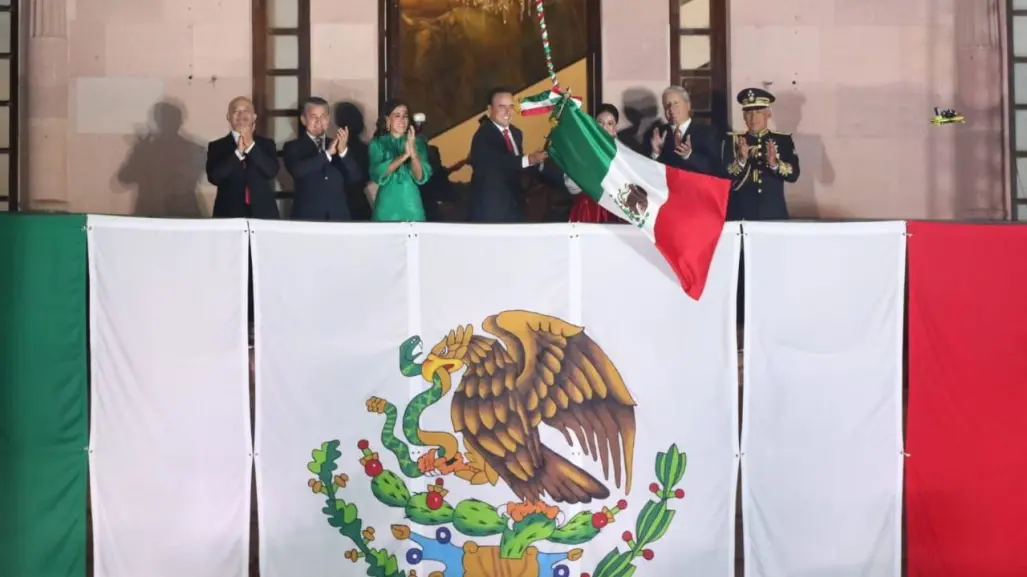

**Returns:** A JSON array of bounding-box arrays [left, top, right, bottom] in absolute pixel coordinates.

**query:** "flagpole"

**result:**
[[534, 0, 559, 90]]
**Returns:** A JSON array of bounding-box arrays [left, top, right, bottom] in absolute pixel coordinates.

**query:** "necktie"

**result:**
[[243, 161, 251, 206], [502, 129, 515, 154], [240, 139, 251, 206], [316, 137, 325, 154]]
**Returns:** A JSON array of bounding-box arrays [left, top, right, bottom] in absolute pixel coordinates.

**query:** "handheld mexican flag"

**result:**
[[546, 98, 731, 300]]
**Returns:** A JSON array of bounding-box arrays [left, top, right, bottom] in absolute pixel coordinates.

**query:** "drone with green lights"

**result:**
[[930, 107, 965, 125]]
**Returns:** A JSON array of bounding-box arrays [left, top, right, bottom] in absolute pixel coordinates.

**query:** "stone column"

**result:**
[[25, 0, 69, 211]]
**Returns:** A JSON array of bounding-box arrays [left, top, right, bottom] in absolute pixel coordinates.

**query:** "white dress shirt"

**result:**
[[676, 118, 692, 139], [492, 121, 533, 169]]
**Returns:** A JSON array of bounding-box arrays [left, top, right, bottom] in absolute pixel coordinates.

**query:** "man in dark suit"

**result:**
[[283, 96, 360, 221], [722, 87, 800, 221], [206, 96, 280, 218], [646, 85, 725, 178], [467, 87, 548, 222]]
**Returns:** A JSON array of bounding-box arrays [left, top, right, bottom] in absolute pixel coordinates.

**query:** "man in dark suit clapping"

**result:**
[[646, 85, 725, 178], [467, 87, 547, 222], [206, 96, 280, 218], [284, 96, 361, 221]]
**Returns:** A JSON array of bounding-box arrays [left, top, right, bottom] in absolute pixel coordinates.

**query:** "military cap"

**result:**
[[737, 87, 775, 110]]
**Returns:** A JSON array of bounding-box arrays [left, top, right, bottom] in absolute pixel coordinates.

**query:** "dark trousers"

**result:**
[[736, 246, 745, 327], [247, 254, 254, 328]]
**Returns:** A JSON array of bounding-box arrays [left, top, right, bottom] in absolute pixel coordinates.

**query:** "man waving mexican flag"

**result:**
[[545, 95, 731, 301]]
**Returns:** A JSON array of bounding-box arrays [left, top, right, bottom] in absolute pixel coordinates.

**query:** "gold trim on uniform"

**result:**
[[777, 161, 794, 177], [727, 132, 747, 178], [732, 166, 751, 191]]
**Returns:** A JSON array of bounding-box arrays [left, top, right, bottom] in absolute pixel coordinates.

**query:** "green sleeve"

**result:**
[[369, 137, 397, 187], [413, 138, 433, 186]]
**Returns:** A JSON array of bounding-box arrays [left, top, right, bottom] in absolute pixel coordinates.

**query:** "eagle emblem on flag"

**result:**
[[614, 183, 650, 227], [304, 310, 690, 577]]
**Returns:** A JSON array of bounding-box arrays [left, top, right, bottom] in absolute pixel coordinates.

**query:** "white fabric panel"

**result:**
[[87, 216, 251, 577], [577, 223, 740, 577], [250, 221, 412, 577], [741, 221, 905, 577]]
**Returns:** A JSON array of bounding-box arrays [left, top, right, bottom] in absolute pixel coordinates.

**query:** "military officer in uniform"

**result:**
[[723, 88, 800, 221]]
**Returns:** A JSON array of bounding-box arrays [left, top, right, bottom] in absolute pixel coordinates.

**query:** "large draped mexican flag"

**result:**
[[12, 212, 1027, 577]]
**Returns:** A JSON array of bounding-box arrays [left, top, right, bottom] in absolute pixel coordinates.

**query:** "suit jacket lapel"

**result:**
[[491, 122, 518, 156], [490, 122, 507, 149], [661, 126, 675, 157]]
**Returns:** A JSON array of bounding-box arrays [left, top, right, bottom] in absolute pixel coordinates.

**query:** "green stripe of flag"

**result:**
[[0, 213, 89, 577], [546, 98, 615, 203]]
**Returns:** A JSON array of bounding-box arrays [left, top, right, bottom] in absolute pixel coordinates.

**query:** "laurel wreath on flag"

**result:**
[[587, 445, 688, 577]]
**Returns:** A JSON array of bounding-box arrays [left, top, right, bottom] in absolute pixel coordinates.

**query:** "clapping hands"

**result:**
[[404, 127, 416, 158], [237, 124, 254, 152], [674, 132, 692, 159], [327, 127, 349, 156], [650, 126, 666, 155], [734, 135, 750, 162]]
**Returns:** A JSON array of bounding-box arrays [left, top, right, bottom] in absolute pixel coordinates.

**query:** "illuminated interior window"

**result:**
[[252, 0, 311, 210], [1010, 1, 1027, 219], [0, 0, 16, 212], [670, 0, 727, 128]]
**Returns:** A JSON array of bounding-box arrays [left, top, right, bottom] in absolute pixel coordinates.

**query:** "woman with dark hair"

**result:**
[[368, 99, 432, 221], [567, 103, 620, 223]]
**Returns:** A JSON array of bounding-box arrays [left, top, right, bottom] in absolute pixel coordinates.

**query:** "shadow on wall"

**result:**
[[772, 90, 835, 219], [334, 101, 372, 220], [617, 87, 661, 154], [115, 100, 205, 217]]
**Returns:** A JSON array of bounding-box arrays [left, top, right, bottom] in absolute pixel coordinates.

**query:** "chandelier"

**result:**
[[457, 0, 534, 23]]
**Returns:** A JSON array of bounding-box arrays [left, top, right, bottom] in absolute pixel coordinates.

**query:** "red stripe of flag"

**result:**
[[652, 165, 731, 300], [906, 221, 1027, 576]]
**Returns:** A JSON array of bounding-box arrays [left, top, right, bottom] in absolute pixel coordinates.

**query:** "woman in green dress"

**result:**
[[368, 100, 432, 221]]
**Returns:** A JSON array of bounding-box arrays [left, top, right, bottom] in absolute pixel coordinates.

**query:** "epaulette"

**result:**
[[770, 130, 792, 136]]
